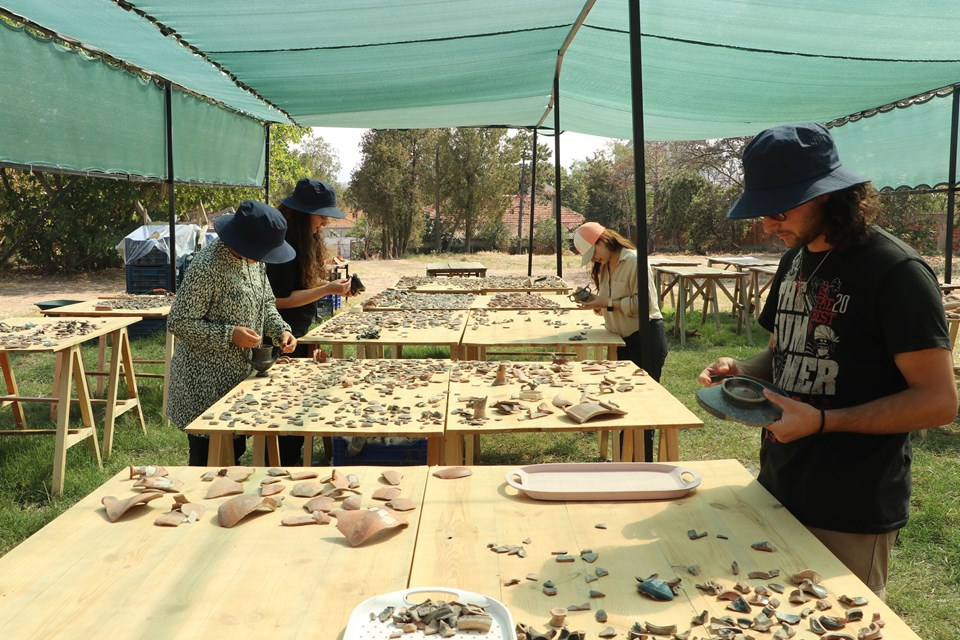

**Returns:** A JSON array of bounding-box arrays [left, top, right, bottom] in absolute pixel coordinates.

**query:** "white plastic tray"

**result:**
[[504, 462, 701, 501], [344, 587, 516, 639]]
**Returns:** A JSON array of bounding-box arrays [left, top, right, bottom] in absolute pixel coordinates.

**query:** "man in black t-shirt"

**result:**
[[698, 123, 957, 598]]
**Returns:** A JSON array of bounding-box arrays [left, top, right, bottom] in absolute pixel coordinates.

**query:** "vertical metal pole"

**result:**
[[517, 150, 525, 252], [630, 0, 653, 461], [527, 129, 539, 276], [165, 82, 178, 293], [946, 87, 959, 283], [553, 75, 563, 278], [264, 123, 272, 204]]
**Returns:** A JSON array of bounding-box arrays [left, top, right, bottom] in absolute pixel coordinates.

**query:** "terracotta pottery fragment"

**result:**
[[288, 470, 318, 481], [291, 481, 325, 497], [381, 470, 403, 486], [205, 477, 244, 499], [201, 466, 254, 482], [341, 495, 362, 510], [281, 511, 331, 526], [432, 466, 472, 479], [303, 496, 337, 512], [102, 491, 165, 522], [261, 483, 285, 497], [267, 468, 290, 477], [333, 506, 408, 546], [385, 497, 416, 511], [134, 476, 184, 493], [129, 465, 167, 479], [372, 486, 401, 501], [217, 494, 283, 528], [563, 400, 627, 424], [154, 495, 206, 527]]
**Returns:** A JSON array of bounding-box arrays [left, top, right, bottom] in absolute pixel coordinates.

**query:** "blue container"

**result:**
[[127, 317, 167, 337], [331, 437, 428, 466], [125, 256, 190, 293]]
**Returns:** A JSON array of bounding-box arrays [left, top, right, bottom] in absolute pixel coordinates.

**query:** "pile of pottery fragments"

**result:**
[[0, 319, 104, 349], [310, 309, 467, 339], [484, 292, 561, 309], [198, 359, 451, 431], [362, 289, 476, 310]]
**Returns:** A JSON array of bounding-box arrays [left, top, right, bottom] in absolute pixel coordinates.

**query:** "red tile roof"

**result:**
[[501, 194, 585, 237]]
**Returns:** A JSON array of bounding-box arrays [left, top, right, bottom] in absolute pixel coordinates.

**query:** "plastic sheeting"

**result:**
[[117, 224, 203, 264]]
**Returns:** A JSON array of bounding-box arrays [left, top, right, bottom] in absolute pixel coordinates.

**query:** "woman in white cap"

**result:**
[[572, 221, 668, 460], [268, 178, 353, 358], [168, 200, 298, 466]]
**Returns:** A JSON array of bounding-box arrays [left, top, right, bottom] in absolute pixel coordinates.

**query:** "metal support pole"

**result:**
[[630, 0, 653, 461], [527, 129, 539, 276], [164, 82, 178, 293], [264, 123, 272, 204], [946, 87, 959, 284], [517, 150, 526, 253], [553, 75, 563, 278]]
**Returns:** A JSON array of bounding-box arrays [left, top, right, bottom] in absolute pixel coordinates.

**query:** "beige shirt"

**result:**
[[595, 248, 662, 337]]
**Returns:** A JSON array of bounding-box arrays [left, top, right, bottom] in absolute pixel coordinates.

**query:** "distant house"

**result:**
[[323, 207, 360, 258], [501, 194, 585, 241]]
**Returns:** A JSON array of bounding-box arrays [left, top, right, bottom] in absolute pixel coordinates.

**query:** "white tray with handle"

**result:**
[[504, 462, 701, 501], [344, 586, 516, 639]]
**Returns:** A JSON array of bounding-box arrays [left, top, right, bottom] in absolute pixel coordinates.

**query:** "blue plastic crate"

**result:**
[[124, 256, 190, 293], [331, 437, 428, 466], [127, 317, 167, 337]]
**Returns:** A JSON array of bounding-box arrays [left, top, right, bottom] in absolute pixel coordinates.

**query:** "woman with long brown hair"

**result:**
[[572, 221, 668, 460], [267, 178, 353, 465]]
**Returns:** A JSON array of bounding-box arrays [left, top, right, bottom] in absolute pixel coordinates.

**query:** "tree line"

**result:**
[[0, 126, 947, 272]]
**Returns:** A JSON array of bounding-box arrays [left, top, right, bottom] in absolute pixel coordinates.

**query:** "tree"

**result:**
[[351, 129, 429, 258], [297, 134, 342, 187], [444, 129, 514, 253]]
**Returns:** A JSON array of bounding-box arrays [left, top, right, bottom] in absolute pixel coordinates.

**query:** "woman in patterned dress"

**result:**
[[167, 200, 298, 466]]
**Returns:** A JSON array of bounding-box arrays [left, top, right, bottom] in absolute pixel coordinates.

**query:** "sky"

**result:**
[[312, 127, 623, 183]]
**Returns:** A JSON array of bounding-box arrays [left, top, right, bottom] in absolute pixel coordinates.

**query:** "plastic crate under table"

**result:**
[[331, 437, 427, 466]]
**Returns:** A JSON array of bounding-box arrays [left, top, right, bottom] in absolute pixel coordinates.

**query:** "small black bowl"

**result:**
[[721, 376, 768, 405]]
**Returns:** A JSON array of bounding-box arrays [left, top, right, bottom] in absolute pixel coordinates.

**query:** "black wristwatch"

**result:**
[[606, 298, 614, 312]]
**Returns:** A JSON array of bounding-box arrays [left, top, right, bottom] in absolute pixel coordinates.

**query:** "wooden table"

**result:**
[[707, 255, 780, 270], [40, 298, 175, 418], [444, 360, 702, 465], [747, 263, 780, 319], [426, 261, 487, 277], [0, 316, 144, 495], [469, 292, 582, 310], [413, 461, 921, 640], [654, 266, 752, 346], [300, 309, 469, 359], [648, 256, 701, 268], [185, 359, 449, 466], [0, 465, 429, 640], [362, 290, 476, 311], [461, 309, 624, 360], [0, 461, 923, 640]]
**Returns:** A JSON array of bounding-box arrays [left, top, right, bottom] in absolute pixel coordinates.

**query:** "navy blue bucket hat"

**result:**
[[214, 200, 296, 264], [727, 123, 870, 220], [280, 178, 345, 219]]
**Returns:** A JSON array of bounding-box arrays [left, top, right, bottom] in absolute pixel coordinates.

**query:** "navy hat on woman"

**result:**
[[280, 178, 345, 219], [727, 123, 870, 220], [214, 200, 296, 263]]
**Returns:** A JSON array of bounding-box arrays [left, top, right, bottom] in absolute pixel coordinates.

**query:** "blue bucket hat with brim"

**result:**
[[214, 200, 296, 264], [280, 178, 345, 219], [726, 123, 870, 220]]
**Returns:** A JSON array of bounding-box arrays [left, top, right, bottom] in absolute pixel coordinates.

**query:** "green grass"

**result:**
[[1, 311, 958, 638]]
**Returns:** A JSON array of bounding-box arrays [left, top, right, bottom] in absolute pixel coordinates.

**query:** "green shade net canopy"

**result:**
[[5, 0, 960, 188]]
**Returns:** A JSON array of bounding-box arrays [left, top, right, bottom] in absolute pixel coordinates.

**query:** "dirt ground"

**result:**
[[0, 252, 604, 318], [4, 249, 946, 319]]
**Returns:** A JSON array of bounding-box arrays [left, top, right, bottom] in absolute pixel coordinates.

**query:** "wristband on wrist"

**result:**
[[818, 407, 826, 434], [607, 298, 614, 312]]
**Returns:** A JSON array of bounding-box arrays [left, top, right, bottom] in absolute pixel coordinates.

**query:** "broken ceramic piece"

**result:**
[[134, 476, 184, 493], [217, 494, 283, 528], [433, 466, 472, 479], [205, 477, 244, 499], [333, 506, 408, 546], [102, 491, 165, 523]]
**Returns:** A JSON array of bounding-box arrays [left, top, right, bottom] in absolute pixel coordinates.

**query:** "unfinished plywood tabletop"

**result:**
[[299, 308, 468, 359], [0, 465, 429, 640], [461, 309, 624, 360], [185, 358, 449, 466], [412, 461, 921, 640], [469, 292, 583, 310], [444, 360, 701, 464]]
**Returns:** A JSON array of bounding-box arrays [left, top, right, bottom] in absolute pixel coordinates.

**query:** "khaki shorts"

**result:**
[[806, 525, 898, 599]]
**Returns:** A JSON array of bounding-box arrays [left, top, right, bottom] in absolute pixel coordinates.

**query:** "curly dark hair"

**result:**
[[589, 228, 636, 288], [822, 182, 880, 252]]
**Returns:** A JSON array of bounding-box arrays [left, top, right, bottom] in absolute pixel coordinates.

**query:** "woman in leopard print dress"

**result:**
[[167, 201, 297, 465]]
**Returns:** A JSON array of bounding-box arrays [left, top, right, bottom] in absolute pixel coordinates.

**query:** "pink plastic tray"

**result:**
[[504, 462, 701, 501]]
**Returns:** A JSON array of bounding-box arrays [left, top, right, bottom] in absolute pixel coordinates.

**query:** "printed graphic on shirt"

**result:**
[[772, 254, 845, 400]]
